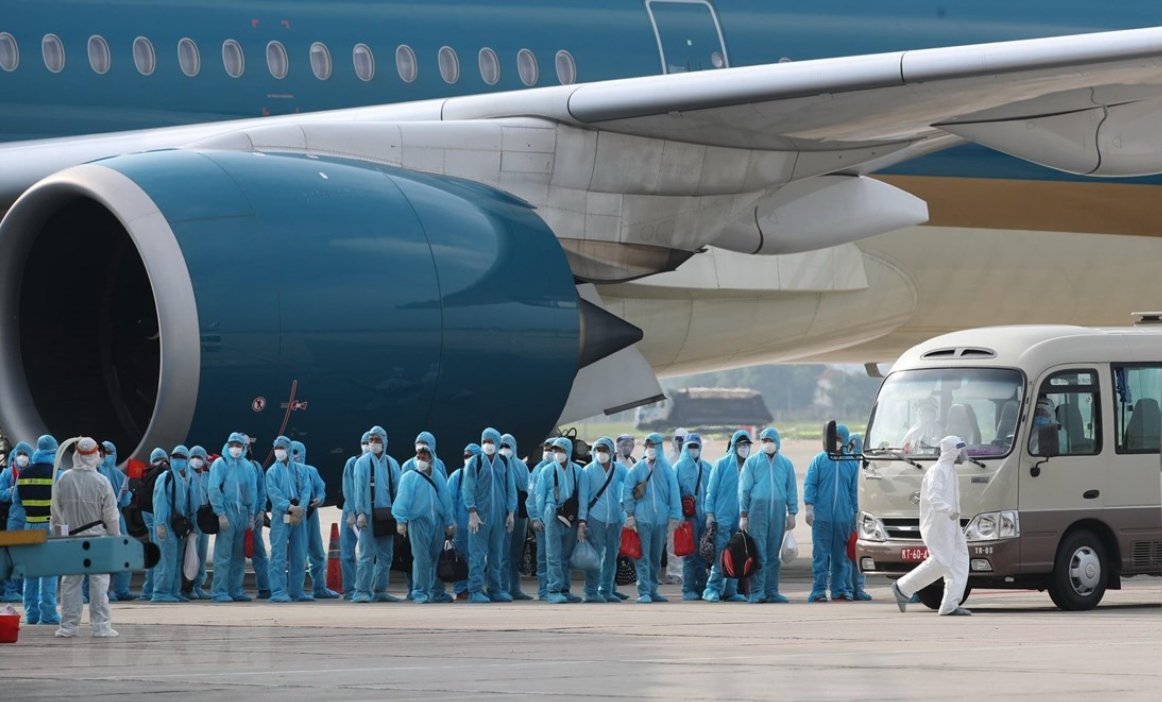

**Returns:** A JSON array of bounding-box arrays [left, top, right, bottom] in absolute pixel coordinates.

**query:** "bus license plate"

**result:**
[[900, 547, 928, 561]]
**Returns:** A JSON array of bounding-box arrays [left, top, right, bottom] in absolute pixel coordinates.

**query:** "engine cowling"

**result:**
[[0, 149, 587, 469]]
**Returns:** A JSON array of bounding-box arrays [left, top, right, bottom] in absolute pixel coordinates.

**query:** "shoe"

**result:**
[[768, 593, 790, 604], [512, 592, 533, 601], [583, 596, 605, 603], [636, 595, 652, 604], [150, 595, 181, 604], [726, 595, 748, 603], [682, 592, 701, 601], [612, 590, 629, 601], [808, 592, 828, 603], [176, 594, 190, 602], [191, 588, 210, 600], [650, 593, 668, 603], [943, 607, 972, 616], [702, 590, 721, 602], [372, 593, 400, 603], [1, 593, 24, 603], [54, 627, 78, 638], [269, 594, 292, 603], [854, 591, 874, 601], [405, 592, 414, 601], [257, 590, 272, 600], [491, 592, 514, 603], [891, 583, 909, 613], [313, 588, 341, 599], [467, 592, 491, 604], [748, 594, 766, 604], [212, 594, 233, 603], [833, 592, 854, 601], [92, 628, 119, 638], [351, 592, 373, 603], [232, 593, 253, 602], [547, 593, 567, 604], [563, 593, 582, 603], [25, 617, 39, 626], [293, 594, 316, 602], [456, 591, 470, 601], [432, 593, 454, 603], [343, 592, 354, 601], [602, 593, 622, 603], [413, 595, 431, 604]]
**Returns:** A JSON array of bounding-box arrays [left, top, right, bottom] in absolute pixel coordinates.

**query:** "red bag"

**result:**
[[846, 530, 858, 561], [619, 527, 642, 559], [681, 496, 697, 518], [244, 527, 254, 559], [673, 521, 695, 557]]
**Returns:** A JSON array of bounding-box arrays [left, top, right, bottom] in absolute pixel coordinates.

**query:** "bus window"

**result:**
[[1113, 365, 1162, 453], [1031, 369, 1101, 456]]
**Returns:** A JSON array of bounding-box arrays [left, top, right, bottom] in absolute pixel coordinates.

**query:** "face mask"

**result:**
[[228, 447, 243, 459], [361, 443, 370, 454], [464, 457, 474, 468], [416, 459, 430, 472], [596, 450, 610, 464], [645, 447, 657, 460], [955, 450, 967, 465], [762, 441, 776, 455], [482, 443, 497, 456], [542, 449, 551, 462], [688, 448, 701, 459], [619, 444, 633, 457], [16, 455, 29, 468], [371, 442, 384, 455], [274, 449, 288, 462], [553, 452, 566, 464], [191, 458, 204, 470], [499, 447, 513, 458], [736, 444, 751, 459]]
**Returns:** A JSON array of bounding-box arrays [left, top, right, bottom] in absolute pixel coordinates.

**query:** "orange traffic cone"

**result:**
[[326, 522, 344, 594]]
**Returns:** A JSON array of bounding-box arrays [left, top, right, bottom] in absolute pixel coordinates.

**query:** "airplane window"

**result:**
[[0, 33, 17, 72], [555, 50, 576, 85], [517, 48, 538, 86], [267, 41, 288, 79], [396, 45, 417, 83], [438, 46, 459, 84], [222, 39, 244, 78], [42, 34, 65, 74], [88, 35, 111, 75], [133, 37, 155, 76], [478, 47, 499, 85], [178, 38, 200, 77], [310, 42, 332, 80], [353, 43, 374, 81]]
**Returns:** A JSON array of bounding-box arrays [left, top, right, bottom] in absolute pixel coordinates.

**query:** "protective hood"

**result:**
[[36, 434, 58, 454], [101, 441, 117, 471], [272, 435, 292, 454], [681, 433, 704, 459], [170, 444, 190, 472], [644, 432, 664, 450], [481, 427, 502, 447], [12, 441, 32, 464], [592, 436, 615, 457], [222, 432, 248, 460], [939, 435, 966, 463], [73, 437, 101, 472], [361, 431, 372, 444], [835, 424, 850, 449], [464, 443, 482, 458], [552, 437, 574, 461], [500, 432, 519, 458], [759, 427, 781, 451], [368, 425, 388, 449], [291, 440, 307, 464], [847, 434, 864, 455], [190, 445, 208, 462], [728, 430, 751, 454], [149, 447, 168, 464], [415, 431, 438, 459]]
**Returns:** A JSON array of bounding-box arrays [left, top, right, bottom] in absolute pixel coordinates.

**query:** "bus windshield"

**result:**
[[866, 368, 1025, 459]]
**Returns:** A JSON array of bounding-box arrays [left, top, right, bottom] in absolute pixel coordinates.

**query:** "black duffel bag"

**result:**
[[197, 503, 219, 534], [437, 539, 469, 582], [392, 532, 413, 573]]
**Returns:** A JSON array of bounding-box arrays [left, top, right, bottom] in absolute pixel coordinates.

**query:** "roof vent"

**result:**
[[921, 347, 996, 360], [1132, 312, 1162, 326]]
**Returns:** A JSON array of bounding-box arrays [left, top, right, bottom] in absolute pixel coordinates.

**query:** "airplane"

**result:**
[[3, 0, 1162, 483]]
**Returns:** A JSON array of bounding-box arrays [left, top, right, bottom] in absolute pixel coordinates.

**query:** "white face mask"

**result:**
[[553, 452, 566, 464], [464, 457, 474, 468], [688, 448, 701, 459], [361, 443, 370, 454], [542, 449, 551, 462], [596, 450, 609, 464], [645, 447, 657, 461], [499, 447, 513, 458], [370, 442, 384, 455], [736, 444, 751, 459], [274, 449, 288, 462], [762, 441, 776, 455], [482, 443, 497, 456], [16, 455, 29, 468], [228, 447, 244, 459], [191, 458, 204, 470], [416, 459, 430, 472]]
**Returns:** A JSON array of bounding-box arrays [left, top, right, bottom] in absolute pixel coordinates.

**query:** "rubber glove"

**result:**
[[157, 524, 168, 541], [950, 512, 960, 522], [346, 512, 356, 527], [218, 515, 230, 532], [669, 518, 680, 531], [310, 498, 322, 508], [624, 515, 636, 531], [705, 514, 715, 528], [786, 514, 796, 531], [445, 524, 457, 538], [254, 513, 264, 530], [356, 513, 367, 529], [505, 512, 515, 533], [397, 523, 408, 537], [531, 520, 543, 533], [739, 516, 749, 533], [468, 512, 483, 534], [805, 504, 815, 526], [577, 523, 587, 542]]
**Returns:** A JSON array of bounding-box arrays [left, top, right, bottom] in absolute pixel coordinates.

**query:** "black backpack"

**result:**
[[722, 530, 759, 579], [135, 463, 167, 514]]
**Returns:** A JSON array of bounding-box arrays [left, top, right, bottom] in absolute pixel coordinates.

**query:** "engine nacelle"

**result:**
[[0, 150, 585, 468]]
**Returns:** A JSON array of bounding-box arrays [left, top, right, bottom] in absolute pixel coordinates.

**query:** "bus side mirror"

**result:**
[[1034, 425, 1060, 458], [824, 420, 839, 456]]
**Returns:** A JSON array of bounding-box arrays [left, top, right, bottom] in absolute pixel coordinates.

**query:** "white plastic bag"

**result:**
[[780, 530, 799, 565], [570, 539, 601, 573], [183, 535, 200, 581]]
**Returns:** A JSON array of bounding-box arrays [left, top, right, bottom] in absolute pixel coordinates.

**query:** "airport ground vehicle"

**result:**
[[635, 388, 773, 433], [855, 324, 1162, 610]]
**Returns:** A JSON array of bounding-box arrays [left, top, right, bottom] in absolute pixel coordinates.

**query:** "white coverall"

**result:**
[[50, 443, 122, 637], [896, 436, 969, 615]]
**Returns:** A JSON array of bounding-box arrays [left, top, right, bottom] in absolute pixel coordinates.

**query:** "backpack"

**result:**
[[135, 463, 167, 514], [722, 530, 759, 579]]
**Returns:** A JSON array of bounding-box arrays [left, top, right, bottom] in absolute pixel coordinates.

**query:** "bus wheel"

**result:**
[[916, 581, 971, 610], [1048, 530, 1107, 611]]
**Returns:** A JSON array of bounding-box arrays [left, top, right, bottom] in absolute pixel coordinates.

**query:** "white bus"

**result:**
[[856, 324, 1162, 610]]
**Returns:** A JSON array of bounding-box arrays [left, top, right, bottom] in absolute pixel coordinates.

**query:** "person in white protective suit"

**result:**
[[891, 436, 971, 616], [50, 437, 122, 637], [901, 398, 943, 455]]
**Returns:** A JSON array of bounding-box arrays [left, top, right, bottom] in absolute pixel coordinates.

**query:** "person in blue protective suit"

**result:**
[[499, 433, 533, 600], [581, 437, 629, 603], [183, 445, 212, 600], [241, 435, 272, 599], [209, 433, 259, 603], [526, 439, 554, 600], [447, 444, 479, 599], [675, 433, 713, 601], [843, 433, 873, 601], [804, 423, 859, 602], [536, 437, 589, 604], [1, 442, 33, 602], [340, 432, 371, 599], [151, 445, 194, 603], [392, 444, 456, 603], [404, 431, 448, 481], [739, 427, 799, 603], [14, 436, 60, 623], [703, 431, 752, 602], [352, 426, 402, 603], [267, 435, 313, 602], [97, 442, 140, 600], [462, 427, 517, 603], [621, 432, 681, 603], [292, 441, 341, 599], [140, 447, 168, 600]]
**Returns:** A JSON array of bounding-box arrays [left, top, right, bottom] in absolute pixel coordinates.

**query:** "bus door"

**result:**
[[645, 0, 730, 74], [1106, 364, 1162, 573]]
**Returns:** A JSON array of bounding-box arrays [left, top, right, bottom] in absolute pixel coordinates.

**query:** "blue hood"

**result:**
[[552, 437, 573, 460], [273, 435, 292, 453], [644, 432, 664, 452], [291, 440, 307, 464], [759, 427, 781, 451], [728, 430, 752, 454], [681, 433, 703, 459], [847, 433, 863, 455], [481, 427, 502, 448], [464, 443, 481, 459], [190, 445, 208, 461], [222, 432, 248, 457], [500, 432, 519, 458], [415, 431, 438, 457], [170, 444, 190, 472], [149, 447, 168, 464], [368, 425, 388, 449], [592, 436, 614, 456], [101, 441, 117, 471], [12, 441, 33, 467], [36, 434, 58, 455]]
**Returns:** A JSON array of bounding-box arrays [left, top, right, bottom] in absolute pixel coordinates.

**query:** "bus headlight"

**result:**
[[858, 512, 887, 542], [964, 510, 1020, 541]]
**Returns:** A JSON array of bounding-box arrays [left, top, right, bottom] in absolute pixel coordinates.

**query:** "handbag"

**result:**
[[183, 535, 200, 581], [680, 462, 703, 517], [631, 465, 655, 501], [847, 529, 858, 561], [369, 459, 397, 537], [167, 475, 193, 540], [392, 532, 412, 573], [520, 530, 537, 576], [673, 520, 696, 557], [553, 464, 579, 528], [619, 526, 642, 559], [781, 530, 800, 565], [437, 539, 469, 582], [570, 539, 601, 573], [196, 503, 219, 534], [244, 526, 254, 558], [615, 555, 637, 585], [698, 520, 718, 563], [122, 504, 149, 539]]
